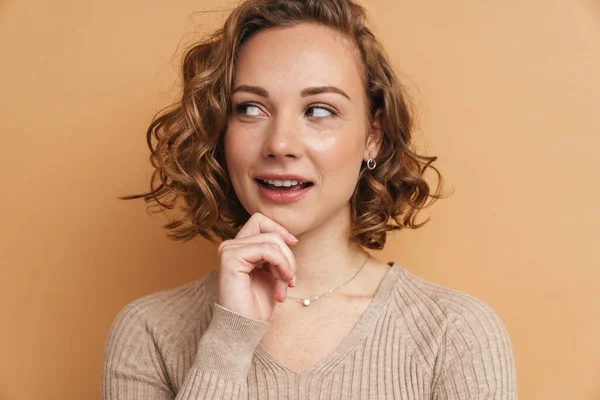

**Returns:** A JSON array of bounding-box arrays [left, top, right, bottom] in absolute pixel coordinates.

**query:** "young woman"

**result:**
[[102, 0, 516, 398]]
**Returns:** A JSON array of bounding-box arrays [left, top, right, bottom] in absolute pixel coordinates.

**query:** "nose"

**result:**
[[262, 115, 304, 160]]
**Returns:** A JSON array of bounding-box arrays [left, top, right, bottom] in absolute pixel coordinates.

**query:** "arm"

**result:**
[[102, 302, 270, 400], [432, 302, 517, 400]]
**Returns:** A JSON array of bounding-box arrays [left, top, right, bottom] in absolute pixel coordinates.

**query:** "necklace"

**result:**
[[287, 254, 370, 307]]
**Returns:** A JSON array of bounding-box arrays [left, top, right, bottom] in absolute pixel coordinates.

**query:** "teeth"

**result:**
[[264, 179, 301, 187]]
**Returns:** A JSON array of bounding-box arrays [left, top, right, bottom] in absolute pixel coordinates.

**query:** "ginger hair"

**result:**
[[120, 0, 446, 250]]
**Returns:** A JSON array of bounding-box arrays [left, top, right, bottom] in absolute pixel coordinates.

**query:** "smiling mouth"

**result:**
[[255, 179, 313, 191]]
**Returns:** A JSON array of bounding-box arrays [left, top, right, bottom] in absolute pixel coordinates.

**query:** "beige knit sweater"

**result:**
[[102, 262, 516, 399]]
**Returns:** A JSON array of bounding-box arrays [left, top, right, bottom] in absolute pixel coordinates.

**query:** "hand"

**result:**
[[216, 213, 298, 322]]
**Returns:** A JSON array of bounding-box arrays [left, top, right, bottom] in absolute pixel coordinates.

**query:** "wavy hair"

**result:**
[[120, 0, 447, 250]]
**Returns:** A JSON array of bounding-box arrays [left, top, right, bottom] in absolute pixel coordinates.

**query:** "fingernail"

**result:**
[[291, 275, 297, 287], [290, 234, 299, 243]]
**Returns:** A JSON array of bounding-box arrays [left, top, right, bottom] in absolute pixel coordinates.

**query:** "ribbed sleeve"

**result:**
[[102, 301, 175, 400], [176, 303, 270, 398], [431, 300, 516, 399], [103, 301, 270, 400]]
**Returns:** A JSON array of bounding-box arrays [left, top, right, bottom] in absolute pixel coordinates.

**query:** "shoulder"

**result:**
[[102, 271, 219, 395], [391, 264, 517, 397], [105, 270, 218, 354], [392, 265, 513, 351], [394, 266, 509, 334]]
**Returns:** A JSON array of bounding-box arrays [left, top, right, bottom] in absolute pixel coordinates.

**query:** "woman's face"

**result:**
[[224, 22, 379, 236]]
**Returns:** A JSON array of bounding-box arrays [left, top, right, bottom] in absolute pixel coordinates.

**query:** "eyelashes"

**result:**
[[234, 103, 264, 117], [232, 102, 338, 119], [305, 104, 337, 118]]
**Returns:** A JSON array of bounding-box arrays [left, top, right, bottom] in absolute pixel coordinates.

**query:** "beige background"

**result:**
[[1, 1, 599, 399]]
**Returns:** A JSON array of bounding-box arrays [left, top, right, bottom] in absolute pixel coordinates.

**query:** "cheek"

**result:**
[[224, 122, 262, 169], [223, 131, 249, 186], [311, 134, 364, 187]]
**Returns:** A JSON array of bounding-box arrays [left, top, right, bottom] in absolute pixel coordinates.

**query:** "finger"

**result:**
[[249, 267, 278, 305], [263, 264, 288, 303], [236, 213, 298, 246], [252, 267, 287, 304], [263, 261, 282, 281], [224, 242, 295, 282], [274, 277, 289, 303], [221, 233, 297, 279]]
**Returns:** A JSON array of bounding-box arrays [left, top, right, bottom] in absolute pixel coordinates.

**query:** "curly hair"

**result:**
[[120, 0, 447, 250]]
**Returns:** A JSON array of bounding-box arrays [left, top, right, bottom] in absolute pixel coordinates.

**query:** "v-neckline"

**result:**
[[253, 261, 404, 375]]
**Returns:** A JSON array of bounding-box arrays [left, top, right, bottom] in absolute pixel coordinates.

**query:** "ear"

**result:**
[[364, 108, 383, 161]]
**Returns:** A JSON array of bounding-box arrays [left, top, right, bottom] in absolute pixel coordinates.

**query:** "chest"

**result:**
[[258, 296, 371, 372], [246, 313, 435, 400]]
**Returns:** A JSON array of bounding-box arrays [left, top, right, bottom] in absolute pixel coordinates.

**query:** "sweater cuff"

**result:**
[[194, 303, 271, 380]]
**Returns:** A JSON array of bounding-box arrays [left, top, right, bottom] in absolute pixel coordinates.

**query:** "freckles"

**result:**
[[225, 126, 257, 165], [311, 141, 363, 188], [312, 134, 361, 163]]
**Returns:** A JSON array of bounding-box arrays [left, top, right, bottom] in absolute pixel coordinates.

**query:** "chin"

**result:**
[[256, 206, 311, 236]]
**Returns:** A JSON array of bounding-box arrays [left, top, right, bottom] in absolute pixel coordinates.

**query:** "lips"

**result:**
[[253, 176, 314, 204], [254, 173, 314, 190]]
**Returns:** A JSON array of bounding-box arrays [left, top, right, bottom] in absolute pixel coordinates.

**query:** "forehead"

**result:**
[[235, 23, 365, 98]]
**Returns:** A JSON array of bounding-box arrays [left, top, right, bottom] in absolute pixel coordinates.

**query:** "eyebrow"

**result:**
[[301, 86, 350, 100], [232, 85, 269, 98], [232, 85, 351, 100]]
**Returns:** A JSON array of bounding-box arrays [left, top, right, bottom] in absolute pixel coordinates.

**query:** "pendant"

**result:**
[[302, 299, 311, 307]]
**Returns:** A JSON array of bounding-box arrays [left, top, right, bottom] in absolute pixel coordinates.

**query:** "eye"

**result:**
[[234, 103, 265, 117], [305, 105, 336, 118]]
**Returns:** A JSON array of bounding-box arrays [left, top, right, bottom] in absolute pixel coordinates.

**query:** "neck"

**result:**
[[286, 208, 370, 297]]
